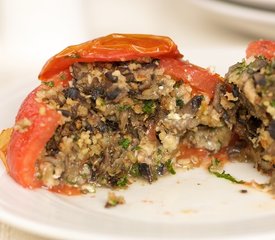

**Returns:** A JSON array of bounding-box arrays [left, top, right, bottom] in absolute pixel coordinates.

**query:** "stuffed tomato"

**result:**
[[2, 34, 230, 194], [225, 40, 275, 184]]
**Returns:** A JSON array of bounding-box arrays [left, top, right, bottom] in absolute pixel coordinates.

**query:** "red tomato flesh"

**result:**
[[159, 58, 222, 99], [246, 40, 275, 60], [7, 86, 61, 188]]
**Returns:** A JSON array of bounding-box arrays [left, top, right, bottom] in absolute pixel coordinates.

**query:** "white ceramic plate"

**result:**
[[0, 48, 275, 240], [190, 0, 275, 39]]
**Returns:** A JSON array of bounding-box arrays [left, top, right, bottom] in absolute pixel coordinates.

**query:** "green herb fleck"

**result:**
[[157, 148, 162, 155], [208, 159, 244, 184], [174, 81, 183, 88], [43, 81, 54, 87], [59, 73, 67, 81], [212, 158, 221, 167], [142, 100, 156, 114], [270, 100, 275, 108], [130, 163, 140, 177], [119, 138, 131, 149], [165, 159, 176, 175], [235, 60, 247, 75], [118, 105, 131, 111], [176, 98, 184, 108], [132, 145, 141, 151], [116, 176, 128, 187], [210, 170, 244, 184]]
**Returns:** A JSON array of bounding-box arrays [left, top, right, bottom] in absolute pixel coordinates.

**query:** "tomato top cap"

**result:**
[[39, 33, 183, 81]]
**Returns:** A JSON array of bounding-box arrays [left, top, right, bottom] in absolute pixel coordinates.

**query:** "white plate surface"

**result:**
[[0, 48, 275, 240], [191, 0, 275, 39]]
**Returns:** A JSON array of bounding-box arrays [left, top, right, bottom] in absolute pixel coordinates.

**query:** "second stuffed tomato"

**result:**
[[6, 34, 229, 194]]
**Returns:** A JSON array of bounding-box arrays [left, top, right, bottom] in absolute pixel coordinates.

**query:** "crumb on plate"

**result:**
[[105, 191, 125, 208]]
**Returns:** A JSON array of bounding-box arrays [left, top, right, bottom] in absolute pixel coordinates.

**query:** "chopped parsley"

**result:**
[[116, 176, 128, 187], [174, 81, 183, 88], [43, 81, 54, 87], [270, 100, 275, 108], [132, 145, 141, 151], [142, 100, 156, 114], [130, 163, 140, 177], [59, 73, 67, 81], [176, 98, 184, 108], [119, 138, 131, 149], [118, 105, 131, 111], [210, 170, 245, 184], [235, 60, 247, 75], [165, 159, 176, 175], [208, 158, 244, 184], [211, 158, 221, 167]]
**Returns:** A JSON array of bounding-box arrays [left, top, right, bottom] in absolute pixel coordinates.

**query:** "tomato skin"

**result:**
[[246, 40, 275, 60], [159, 58, 222, 98], [7, 86, 61, 188], [39, 34, 182, 81]]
